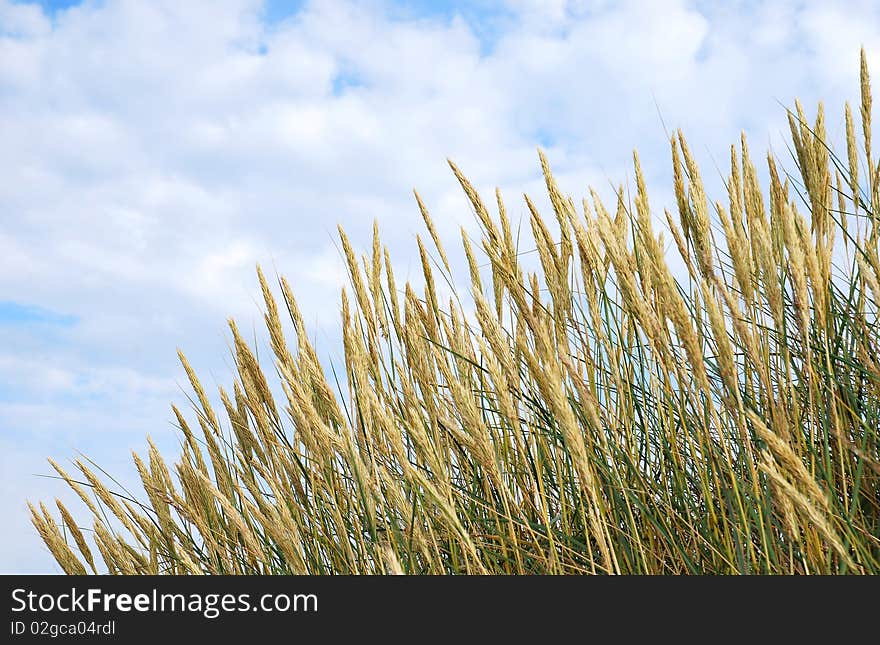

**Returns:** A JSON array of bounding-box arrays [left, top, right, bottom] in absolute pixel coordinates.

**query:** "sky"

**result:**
[[2, 0, 880, 573]]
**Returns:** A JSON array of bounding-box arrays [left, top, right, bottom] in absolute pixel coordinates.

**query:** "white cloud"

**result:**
[[2, 0, 879, 572], [0, 0, 49, 37]]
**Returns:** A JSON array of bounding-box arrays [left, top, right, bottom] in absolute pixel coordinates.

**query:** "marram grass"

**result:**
[[35, 52, 880, 574]]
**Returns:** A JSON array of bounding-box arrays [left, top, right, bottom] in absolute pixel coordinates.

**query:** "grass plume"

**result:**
[[34, 52, 880, 574]]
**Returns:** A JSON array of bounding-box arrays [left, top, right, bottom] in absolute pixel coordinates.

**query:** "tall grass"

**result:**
[[34, 52, 880, 574]]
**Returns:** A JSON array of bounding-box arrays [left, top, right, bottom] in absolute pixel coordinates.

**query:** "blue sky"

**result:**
[[1, 0, 879, 573], [0, 301, 76, 326], [19, 0, 80, 14]]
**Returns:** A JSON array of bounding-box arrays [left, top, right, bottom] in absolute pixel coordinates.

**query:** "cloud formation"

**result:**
[[2, 0, 879, 572]]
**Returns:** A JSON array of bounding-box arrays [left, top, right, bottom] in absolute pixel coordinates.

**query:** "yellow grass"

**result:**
[[34, 51, 880, 574]]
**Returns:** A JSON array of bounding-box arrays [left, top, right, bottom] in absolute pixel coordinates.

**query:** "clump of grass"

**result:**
[[35, 52, 880, 574]]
